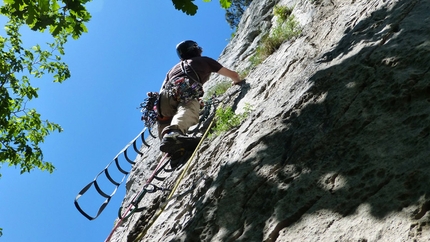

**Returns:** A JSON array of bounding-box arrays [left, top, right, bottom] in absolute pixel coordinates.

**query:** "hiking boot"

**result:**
[[160, 130, 185, 153], [163, 130, 183, 140]]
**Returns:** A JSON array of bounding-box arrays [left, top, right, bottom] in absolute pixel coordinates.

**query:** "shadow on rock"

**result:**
[[176, 0, 430, 241]]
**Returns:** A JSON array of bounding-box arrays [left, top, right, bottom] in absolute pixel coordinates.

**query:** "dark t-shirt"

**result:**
[[163, 56, 223, 87]]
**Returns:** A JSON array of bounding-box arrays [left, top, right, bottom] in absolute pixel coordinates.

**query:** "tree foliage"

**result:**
[[0, 0, 234, 177], [172, 0, 249, 30], [172, 0, 232, 15], [0, 0, 231, 237], [0, 0, 233, 179], [0, 0, 91, 176], [225, 0, 253, 29], [1, 0, 91, 39]]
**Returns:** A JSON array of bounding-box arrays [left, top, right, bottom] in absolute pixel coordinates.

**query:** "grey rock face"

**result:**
[[109, 0, 430, 241]]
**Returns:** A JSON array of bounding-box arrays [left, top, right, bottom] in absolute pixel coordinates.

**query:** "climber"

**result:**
[[157, 40, 242, 154]]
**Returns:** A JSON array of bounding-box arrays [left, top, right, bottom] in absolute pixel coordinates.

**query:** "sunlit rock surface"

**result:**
[[110, 0, 430, 241]]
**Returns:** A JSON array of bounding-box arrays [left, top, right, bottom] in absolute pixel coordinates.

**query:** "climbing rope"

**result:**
[[104, 118, 215, 241], [117, 153, 172, 220], [130, 84, 246, 241], [99, 97, 219, 242], [73, 89, 235, 242], [74, 96, 220, 222], [104, 152, 172, 242], [132, 116, 216, 242]]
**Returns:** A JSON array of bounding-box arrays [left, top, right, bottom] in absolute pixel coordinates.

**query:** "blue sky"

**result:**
[[0, 1, 234, 241]]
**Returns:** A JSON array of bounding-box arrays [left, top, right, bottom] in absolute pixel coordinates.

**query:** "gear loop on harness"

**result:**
[[164, 61, 203, 103]]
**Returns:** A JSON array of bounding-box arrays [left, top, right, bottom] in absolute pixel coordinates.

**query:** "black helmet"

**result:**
[[176, 40, 203, 59]]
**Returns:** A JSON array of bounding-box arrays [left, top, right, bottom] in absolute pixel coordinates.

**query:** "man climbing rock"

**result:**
[[157, 40, 242, 154]]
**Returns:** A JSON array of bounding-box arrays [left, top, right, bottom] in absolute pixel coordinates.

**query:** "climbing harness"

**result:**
[[165, 61, 203, 103]]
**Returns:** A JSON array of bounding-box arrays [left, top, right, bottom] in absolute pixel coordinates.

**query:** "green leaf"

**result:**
[[219, 0, 232, 9], [51, 0, 60, 11], [32, 45, 40, 51], [38, 0, 50, 12], [26, 7, 36, 26], [49, 24, 61, 36], [171, 0, 198, 16], [0, 18, 69, 177]]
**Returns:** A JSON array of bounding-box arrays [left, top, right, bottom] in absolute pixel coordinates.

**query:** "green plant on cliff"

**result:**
[[211, 103, 252, 137], [238, 68, 251, 79], [249, 5, 301, 66], [273, 4, 293, 21], [204, 70, 249, 100], [204, 81, 232, 100]]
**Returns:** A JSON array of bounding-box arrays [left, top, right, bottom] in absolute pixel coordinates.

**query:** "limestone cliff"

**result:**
[[109, 0, 430, 241]]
